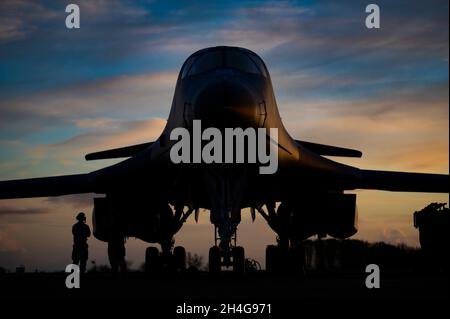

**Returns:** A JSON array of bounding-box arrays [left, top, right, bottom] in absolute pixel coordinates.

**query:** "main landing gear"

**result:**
[[145, 245, 187, 273], [144, 204, 194, 274], [257, 203, 306, 276]]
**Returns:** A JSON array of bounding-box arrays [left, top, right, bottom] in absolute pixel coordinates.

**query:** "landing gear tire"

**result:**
[[173, 246, 186, 272], [266, 245, 280, 274], [145, 246, 160, 273], [209, 246, 221, 275], [233, 246, 245, 275]]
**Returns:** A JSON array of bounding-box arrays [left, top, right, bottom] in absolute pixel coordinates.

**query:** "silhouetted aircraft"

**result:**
[[0, 46, 448, 273]]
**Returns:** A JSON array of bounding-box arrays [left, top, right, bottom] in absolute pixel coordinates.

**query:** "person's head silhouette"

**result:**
[[76, 212, 86, 222]]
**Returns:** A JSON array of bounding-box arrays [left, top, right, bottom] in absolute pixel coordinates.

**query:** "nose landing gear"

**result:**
[[209, 225, 246, 275]]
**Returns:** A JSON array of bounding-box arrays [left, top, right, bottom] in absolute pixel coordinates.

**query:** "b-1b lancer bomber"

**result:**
[[0, 46, 448, 274]]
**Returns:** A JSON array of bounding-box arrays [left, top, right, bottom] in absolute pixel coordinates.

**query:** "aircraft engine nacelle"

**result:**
[[280, 193, 358, 240], [92, 197, 113, 242], [324, 193, 358, 239], [92, 197, 172, 243]]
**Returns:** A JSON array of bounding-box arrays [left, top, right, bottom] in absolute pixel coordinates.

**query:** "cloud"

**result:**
[[0, 17, 27, 42], [74, 118, 118, 129], [0, 206, 48, 216], [75, 0, 147, 18], [0, 0, 59, 43], [1, 0, 447, 101], [380, 227, 408, 245], [46, 194, 94, 209], [0, 225, 25, 252], [0, 71, 176, 136], [0, 223, 28, 271], [0, 70, 171, 179], [0, 0, 149, 44], [42, 117, 166, 156], [277, 80, 448, 173], [0, 117, 166, 179]]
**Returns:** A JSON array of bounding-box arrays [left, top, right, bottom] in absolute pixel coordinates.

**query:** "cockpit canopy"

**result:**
[[181, 47, 268, 79]]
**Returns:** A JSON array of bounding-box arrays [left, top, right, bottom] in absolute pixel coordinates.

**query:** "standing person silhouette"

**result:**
[[72, 212, 91, 273]]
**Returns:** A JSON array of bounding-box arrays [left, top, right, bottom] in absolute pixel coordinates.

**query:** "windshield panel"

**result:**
[[247, 54, 268, 78], [187, 51, 223, 77], [225, 50, 261, 75], [181, 55, 200, 79], [182, 48, 267, 78]]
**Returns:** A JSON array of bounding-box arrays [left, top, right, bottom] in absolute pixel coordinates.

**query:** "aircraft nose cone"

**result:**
[[193, 80, 261, 128]]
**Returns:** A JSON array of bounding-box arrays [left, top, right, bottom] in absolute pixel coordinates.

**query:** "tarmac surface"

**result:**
[[1, 270, 448, 317]]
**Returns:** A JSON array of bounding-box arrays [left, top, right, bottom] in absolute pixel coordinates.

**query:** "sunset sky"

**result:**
[[0, 0, 448, 271]]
